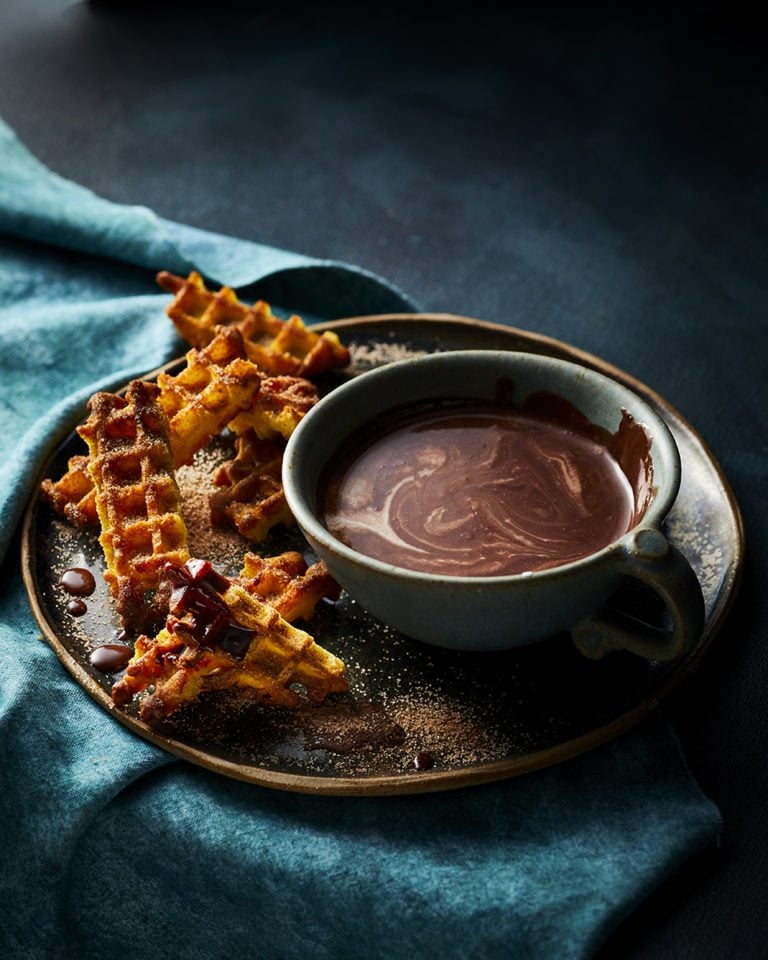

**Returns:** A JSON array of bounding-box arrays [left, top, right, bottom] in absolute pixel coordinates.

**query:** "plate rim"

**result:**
[[20, 312, 745, 796]]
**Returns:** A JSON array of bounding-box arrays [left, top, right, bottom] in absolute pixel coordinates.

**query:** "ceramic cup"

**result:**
[[283, 350, 704, 659]]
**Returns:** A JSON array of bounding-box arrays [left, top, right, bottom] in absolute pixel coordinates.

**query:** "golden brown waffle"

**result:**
[[157, 270, 350, 377], [40, 454, 98, 526], [111, 560, 348, 723], [210, 432, 293, 542], [156, 269, 276, 348], [237, 551, 340, 622], [156, 328, 262, 466], [77, 380, 190, 630], [228, 374, 319, 440], [41, 328, 260, 524]]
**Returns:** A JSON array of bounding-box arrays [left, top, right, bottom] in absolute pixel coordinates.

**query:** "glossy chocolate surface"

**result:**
[[322, 399, 643, 576]]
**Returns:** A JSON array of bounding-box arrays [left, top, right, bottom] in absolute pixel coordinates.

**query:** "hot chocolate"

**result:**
[[321, 399, 645, 577]]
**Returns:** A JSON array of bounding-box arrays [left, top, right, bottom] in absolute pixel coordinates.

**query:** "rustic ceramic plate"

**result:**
[[22, 314, 744, 795]]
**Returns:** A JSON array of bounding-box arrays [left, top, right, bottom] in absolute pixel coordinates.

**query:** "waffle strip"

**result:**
[[237, 551, 340, 622], [157, 270, 350, 377], [228, 374, 318, 440], [211, 433, 293, 543], [156, 329, 262, 466], [77, 380, 189, 630], [40, 454, 98, 526], [112, 565, 348, 723], [41, 328, 261, 524]]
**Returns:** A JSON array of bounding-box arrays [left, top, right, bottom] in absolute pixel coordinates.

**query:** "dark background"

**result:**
[[2, 2, 766, 956]]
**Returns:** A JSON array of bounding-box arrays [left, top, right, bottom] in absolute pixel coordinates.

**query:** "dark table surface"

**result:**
[[2, 2, 766, 957]]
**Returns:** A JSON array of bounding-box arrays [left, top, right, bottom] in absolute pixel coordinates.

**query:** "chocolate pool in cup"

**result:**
[[283, 351, 704, 658]]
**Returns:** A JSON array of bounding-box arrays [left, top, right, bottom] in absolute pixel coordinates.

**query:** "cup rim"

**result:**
[[283, 350, 682, 585]]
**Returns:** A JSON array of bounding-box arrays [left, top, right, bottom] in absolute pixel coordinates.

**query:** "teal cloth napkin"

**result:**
[[0, 118, 720, 960]]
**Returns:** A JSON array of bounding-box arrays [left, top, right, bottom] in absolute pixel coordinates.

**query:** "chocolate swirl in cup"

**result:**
[[322, 400, 645, 577]]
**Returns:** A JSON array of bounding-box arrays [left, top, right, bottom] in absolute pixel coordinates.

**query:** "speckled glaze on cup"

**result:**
[[283, 351, 704, 658]]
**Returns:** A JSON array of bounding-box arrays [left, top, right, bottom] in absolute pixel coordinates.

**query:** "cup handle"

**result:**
[[571, 527, 705, 662]]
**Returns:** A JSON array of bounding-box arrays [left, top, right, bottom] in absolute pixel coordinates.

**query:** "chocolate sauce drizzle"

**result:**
[[60, 566, 97, 617], [165, 559, 252, 657], [89, 644, 134, 673], [60, 567, 96, 597]]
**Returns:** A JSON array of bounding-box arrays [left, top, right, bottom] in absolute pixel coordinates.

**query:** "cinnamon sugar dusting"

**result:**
[[175, 439, 249, 576], [163, 684, 514, 778], [386, 694, 512, 769], [347, 339, 430, 370]]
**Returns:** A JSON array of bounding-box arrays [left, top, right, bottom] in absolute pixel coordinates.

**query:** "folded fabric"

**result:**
[[0, 118, 720, 960]]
